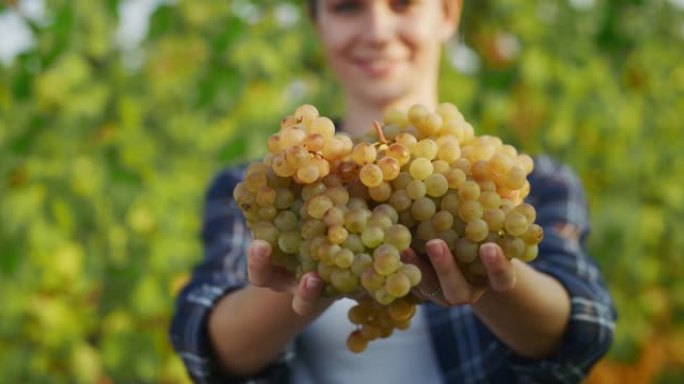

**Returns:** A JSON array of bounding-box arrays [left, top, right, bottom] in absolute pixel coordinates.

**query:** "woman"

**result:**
[[170, 1, 616, 382]]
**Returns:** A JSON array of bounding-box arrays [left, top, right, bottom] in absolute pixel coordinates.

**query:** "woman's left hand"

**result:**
[[401, 239, 517, 306]]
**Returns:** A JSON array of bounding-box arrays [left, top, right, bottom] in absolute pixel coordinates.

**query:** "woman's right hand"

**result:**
[[247, 239, 332, 316]]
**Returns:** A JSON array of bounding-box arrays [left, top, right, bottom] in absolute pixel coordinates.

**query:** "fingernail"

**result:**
[[306, 275, 322, 290], [426, 239, 444, 257], [480, 243, 497, 263]]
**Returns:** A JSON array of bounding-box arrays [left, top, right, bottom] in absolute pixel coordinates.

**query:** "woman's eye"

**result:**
[[331, 0, 363, 13], [390, 0, 418, 12]]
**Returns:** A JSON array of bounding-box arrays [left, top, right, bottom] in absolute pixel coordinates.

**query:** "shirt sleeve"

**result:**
[[503, 155, 617, 382], [168, 166, 291, 383]]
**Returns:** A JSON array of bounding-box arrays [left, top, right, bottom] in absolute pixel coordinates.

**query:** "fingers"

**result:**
[[401, 248, 442, 303], [480, 242, 516, 292], [425, 239, 477, 305], [292, 272, 326, 316], [247, 240, 294, 291]]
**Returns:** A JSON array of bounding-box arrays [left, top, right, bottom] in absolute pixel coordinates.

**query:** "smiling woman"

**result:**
[[311, 0, 461, 138], [169, 1, 616, 383]]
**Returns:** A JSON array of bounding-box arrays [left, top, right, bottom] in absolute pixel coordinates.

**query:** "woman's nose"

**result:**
[[363, 3, 397, 46]]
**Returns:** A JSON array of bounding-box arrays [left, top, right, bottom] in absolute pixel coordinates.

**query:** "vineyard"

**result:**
[[1, 0, 683, 382]]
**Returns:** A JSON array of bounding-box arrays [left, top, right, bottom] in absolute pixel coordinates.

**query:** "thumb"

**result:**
[[292, 273, 326, 316]]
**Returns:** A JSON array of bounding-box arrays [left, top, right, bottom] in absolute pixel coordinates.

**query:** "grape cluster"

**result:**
[[233, 103, 543, 352]]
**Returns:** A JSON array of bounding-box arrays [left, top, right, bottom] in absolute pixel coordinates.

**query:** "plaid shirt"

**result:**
[[170, 155, 617, 383]]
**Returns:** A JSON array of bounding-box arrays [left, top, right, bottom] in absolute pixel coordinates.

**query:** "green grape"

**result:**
[[373, 244, 401, 276], [373, 288, 396, 305], [294, 104, 319, 125], [328, 225, 349, 244], [406, 179, 427, 199], [391, 172, 412, 190], [520, 244, 539, 262], [388, 298, 416, 322], [424, 173, 448, 197], [331, 268, 358, 293], [323, 206, 346, 227], [377, 157, 401, 181], [274, 210, 298, 231], [408, 104, 430, 127], [395, 132, 417, 151], [303, 132, 325, 152], [360, 163, 384, 187], [465, 219, 489, 243], [479, 191, 501, 210], [301, 181, 327, 200], [514, 203, 537, 223], [369, 181, 392, 202], [440, 191, 460, 215], [445, 168, 466, 189], [342, 233, 366, 254], [505, 166, 527, 190], [285, 145, 309, 169], [436, 137, 461, 163], [300, 219, 326, 240], [307, 194, 334, 219], [324, 186, 350, 206], [361, 226, 385, 248], [436, 229, 459, 250], [310, 116, 336, 138], [348, 304, 372, 325], [458, 180, 480, 201], [521, 223, 544, 245], [344, 207, 370, 233], [389, 189, 412, 212], [361, 267, 385, 291], [414, 139, 438, 160], [400, 264, 422, 286], [454, 238, 479, 263], [352, 142, 377, 165], [489, 152, 514, 175], [373, 204, 399, 223], [458, 200, 483, 221], [385, 273, 411, 297], [430, 161, 448, 176], [409, 158, 434, 181], [411, 197, 436, 222], [274, 188, 295, 210], [482, 209, 505, 232], [422, 113, 443, 136], [471, 160, 490, 182], [384, 224, 412, 251], [278, 231, 302, 254], [351, 253, 373, 275], [386, 143, 411, 166], [334, 248, 355, 268], [280, 126, 306, 147], [417, 219, 437, 241], [252, 222, 279, 245], [498, 235, 525, 259], [504, 211, 529, 236], [431, 210, 454, 232], [258, 206, 278, 220]]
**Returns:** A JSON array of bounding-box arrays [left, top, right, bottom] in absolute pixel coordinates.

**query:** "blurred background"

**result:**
[[1, 0, 683, 382]]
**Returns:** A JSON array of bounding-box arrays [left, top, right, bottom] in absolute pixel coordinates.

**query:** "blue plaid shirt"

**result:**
[[170, 155, 617, 383]]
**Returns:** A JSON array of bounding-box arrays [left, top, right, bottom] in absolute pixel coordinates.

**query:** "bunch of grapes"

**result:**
[[233, 102, 543, 352]]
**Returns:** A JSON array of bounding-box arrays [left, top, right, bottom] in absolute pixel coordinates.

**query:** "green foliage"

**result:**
[[0, 0, 683, 381]]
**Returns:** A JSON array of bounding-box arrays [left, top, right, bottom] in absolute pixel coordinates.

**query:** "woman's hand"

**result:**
[[401, 239, 517, 306], [247, 239, 331, 316]]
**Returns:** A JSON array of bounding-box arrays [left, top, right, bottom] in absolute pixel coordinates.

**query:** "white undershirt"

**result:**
[[290, 298, 443, 383]]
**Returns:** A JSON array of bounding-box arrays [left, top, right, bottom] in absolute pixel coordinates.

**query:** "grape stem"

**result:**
[[373, 121, 388, 144]]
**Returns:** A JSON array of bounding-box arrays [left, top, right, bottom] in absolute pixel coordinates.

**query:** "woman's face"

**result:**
[[314, 0, 460, 107]]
